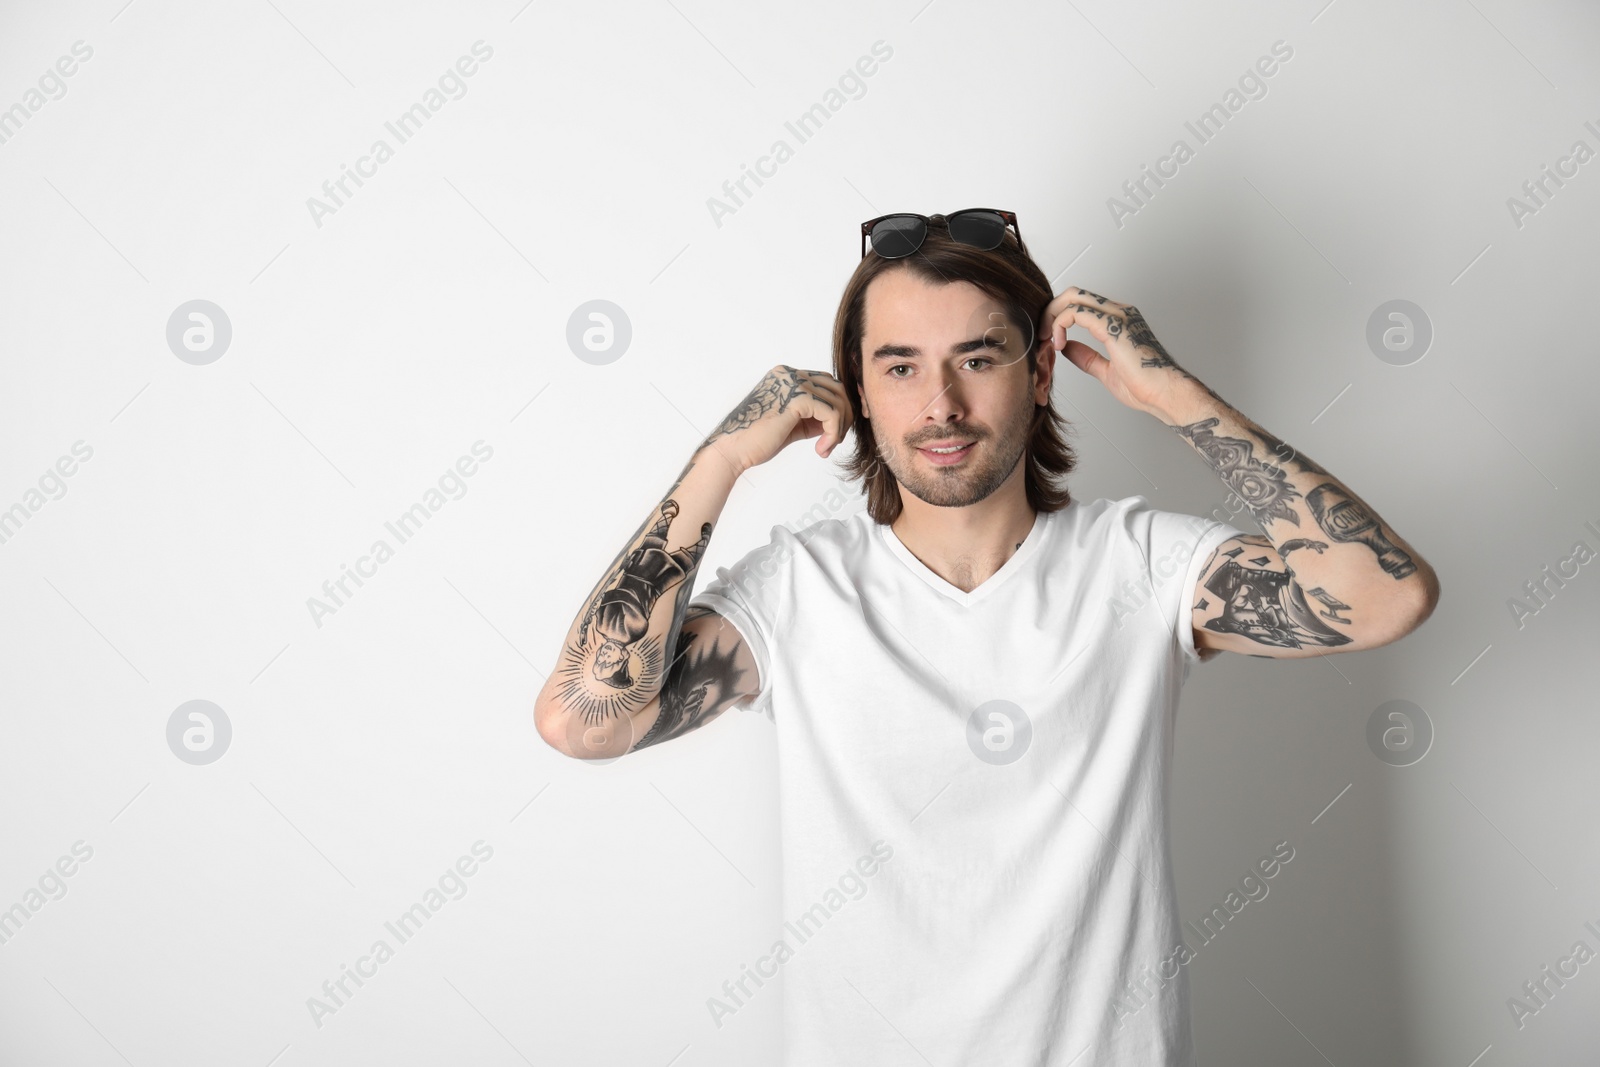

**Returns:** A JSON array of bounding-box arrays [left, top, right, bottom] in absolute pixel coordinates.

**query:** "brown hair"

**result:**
[[831, 217, 1079, 524]]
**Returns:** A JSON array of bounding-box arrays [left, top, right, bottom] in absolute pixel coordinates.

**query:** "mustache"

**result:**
[[909, 431, 982, 447]]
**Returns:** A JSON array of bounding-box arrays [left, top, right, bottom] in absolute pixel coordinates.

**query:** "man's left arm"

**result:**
[[1042, 287, 1441, 658]]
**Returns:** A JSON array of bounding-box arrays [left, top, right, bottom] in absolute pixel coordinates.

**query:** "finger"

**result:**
[[1069, 286, 1114, 307], [801, 376, 854, 455], [1047, 302, 1085, 351], [1041, 286, 1122, 332], [795, 389, 836, 427], [1060, 340, 1111, 386], [1049, 302, 1126, 354], [798, 368, 839, 390], [802, 372, 849, 408], [799, 372, 851, 421], [793, 390, 846, 455], [823, 394, 855, 456]]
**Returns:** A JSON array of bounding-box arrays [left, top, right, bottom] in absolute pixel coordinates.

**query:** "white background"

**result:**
[[1, 0, 1597, 1064]]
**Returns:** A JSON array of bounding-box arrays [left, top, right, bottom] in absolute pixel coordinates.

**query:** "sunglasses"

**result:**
[[860, 208, 1021, 260]]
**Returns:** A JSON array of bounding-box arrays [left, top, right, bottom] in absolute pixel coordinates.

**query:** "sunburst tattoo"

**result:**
[[555, 633, 664, 725]]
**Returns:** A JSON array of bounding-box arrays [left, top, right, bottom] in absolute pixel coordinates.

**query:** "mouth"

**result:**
[[917, 440, 976, 465]]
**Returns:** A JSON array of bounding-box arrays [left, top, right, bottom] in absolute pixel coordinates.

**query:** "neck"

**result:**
[[889, 479, 1037, 594]]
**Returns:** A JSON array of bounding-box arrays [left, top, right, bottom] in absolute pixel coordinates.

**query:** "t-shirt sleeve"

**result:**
[[1122, 496, 1249, 667], [686, 524, 794, 718]]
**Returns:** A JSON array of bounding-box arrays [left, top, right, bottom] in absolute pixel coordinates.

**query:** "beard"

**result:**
[[877, 405, 1034, 509]]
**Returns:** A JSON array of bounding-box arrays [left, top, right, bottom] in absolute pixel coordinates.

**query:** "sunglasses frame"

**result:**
[[860, 208, 1022, 260]]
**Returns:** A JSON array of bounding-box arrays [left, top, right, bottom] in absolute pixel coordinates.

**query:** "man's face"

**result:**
[[857, 268, 1051, 509]]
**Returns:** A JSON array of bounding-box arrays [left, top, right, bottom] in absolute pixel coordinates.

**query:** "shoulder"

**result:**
[[723, 509, 866, 574], [1098, 493, 1170, 523], [1099, 493, 1219, 544], [788, 509, 872, 558], [1058, 494, 1152, 543], [1071, 495, 1238, 586]]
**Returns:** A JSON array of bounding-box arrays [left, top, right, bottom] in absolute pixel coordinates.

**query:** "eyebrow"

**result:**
[[869, 336, 1004, 362]]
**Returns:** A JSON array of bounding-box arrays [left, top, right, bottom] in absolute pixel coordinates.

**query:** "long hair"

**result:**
[[831, 216, 1079, 525]]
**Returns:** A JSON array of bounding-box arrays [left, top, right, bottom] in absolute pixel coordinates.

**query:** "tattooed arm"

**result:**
[[535, 365, 855, 757], [1161, 395, 1438, 657], [1041, 288, 1440, 658]]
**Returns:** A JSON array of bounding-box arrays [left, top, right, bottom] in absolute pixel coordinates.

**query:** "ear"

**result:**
[[1032, 336, 1055, 404], [857, 383, 869, 419]]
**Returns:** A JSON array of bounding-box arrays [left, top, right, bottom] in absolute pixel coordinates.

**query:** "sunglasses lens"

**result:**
[[870, 216, 926, 258], [948, 210, 1007, 250]]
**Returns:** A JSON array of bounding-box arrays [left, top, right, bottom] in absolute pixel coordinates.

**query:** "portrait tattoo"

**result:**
[[558, 498, 713, 724]]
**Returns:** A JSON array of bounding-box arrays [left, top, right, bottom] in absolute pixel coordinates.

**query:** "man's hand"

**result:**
[[705, 364, 855, 474], [1039, 287, 1198, 419]]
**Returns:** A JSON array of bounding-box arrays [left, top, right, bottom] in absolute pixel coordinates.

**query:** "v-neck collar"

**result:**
[[877, 507, 1051, 607]]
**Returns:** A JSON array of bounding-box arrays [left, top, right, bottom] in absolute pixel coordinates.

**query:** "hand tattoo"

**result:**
[[1124, 306, 1177, 369], [704, 365, 810, 443]]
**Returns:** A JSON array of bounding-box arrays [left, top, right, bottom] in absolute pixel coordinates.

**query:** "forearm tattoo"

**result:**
[[1175, 417, 1302, 527], [1198, 535, 1352, 649], [1278, 539, 1328, 559], [631, 604, 751, 752], [1176, 416, 1418, 581], [556, 466, 712, 724], [552, 371, 816, 743], [1305, 484, 1417, 579], [1250, 426, 1329, 478]]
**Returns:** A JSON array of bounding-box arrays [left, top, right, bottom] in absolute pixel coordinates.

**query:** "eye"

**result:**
[[888, 364, 912, 377], [965, 357, 994, 370]]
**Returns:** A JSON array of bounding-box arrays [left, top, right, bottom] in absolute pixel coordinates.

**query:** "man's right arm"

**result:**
[[534, 365, 853, 760], [533, 443, 756, 759]]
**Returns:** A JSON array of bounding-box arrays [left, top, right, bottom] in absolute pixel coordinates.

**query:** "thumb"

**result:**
[[1060, 340, 1111, 386]]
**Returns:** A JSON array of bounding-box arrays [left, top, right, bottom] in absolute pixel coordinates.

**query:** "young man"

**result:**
[[535, 209, 1439, 1065]]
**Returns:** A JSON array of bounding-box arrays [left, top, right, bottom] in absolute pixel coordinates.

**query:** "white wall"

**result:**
[[1, 0, 1596, 1063]]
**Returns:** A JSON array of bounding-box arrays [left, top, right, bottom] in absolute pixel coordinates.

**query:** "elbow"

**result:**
[[1413, 555, 1442, 612], [535, 694, 628, 760], [1364, 567, 1441, 649], [534, 694, 578, 758], [1405, 559, 1442, 630]]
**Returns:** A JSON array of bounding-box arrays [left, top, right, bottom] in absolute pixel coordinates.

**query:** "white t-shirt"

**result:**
[[690, 495, 1246, 1066]]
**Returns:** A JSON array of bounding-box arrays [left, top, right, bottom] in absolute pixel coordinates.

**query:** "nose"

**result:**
[[914, 360, 966, 425]]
